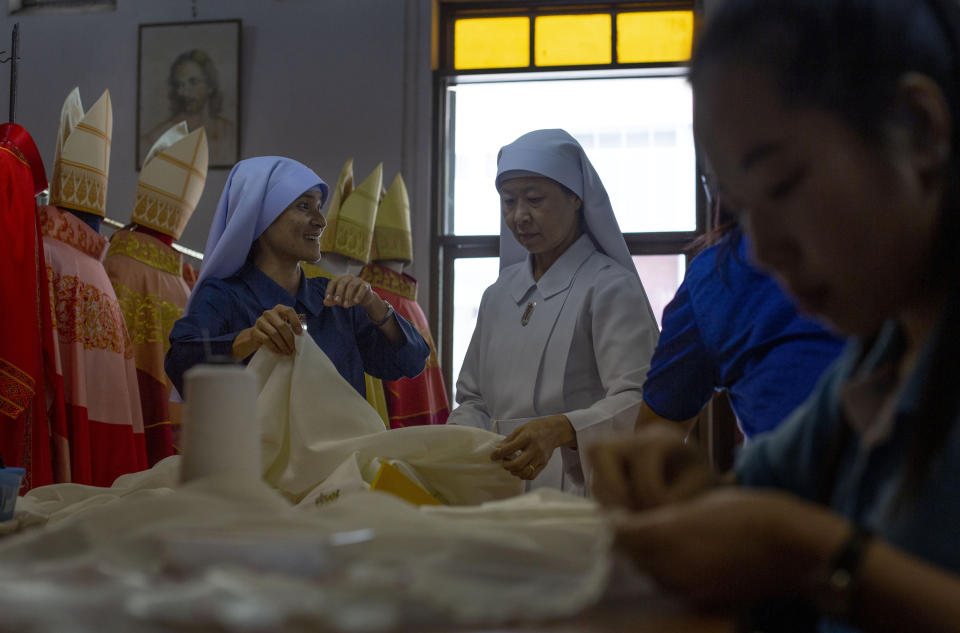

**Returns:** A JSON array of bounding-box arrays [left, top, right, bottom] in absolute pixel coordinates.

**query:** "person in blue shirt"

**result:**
[[590, 1, 960, 631], [640, 227, 845, 439], [165, 156, 429, 399]]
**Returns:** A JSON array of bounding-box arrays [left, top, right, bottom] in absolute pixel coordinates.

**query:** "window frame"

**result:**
[[431, 0, 709, 400]]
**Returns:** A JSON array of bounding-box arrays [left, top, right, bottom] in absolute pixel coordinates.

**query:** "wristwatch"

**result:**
[[371, 301, 394, 327]]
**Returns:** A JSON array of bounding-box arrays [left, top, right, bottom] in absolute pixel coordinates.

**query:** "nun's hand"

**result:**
[[490, 415, 576, 480], [324, 274, 377, 310], [232, 304, 303, 358]]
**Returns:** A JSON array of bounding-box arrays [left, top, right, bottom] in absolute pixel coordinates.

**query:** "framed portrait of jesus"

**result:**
[[137, 19, 241, 169]]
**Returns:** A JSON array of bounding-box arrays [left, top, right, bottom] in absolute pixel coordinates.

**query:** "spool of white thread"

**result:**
[[180, 363, 261, 483]]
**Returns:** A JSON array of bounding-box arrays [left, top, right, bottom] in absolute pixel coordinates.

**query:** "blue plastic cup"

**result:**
[[0, 467, 25, 521]]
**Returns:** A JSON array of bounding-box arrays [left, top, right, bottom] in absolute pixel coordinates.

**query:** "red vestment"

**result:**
[[0, 125, 69, 491], [360, 263, 449, 428], [40, 205, 147, 486]]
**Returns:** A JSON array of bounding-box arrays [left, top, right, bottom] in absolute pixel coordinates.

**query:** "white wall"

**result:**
[[1, 0, 435, 313]]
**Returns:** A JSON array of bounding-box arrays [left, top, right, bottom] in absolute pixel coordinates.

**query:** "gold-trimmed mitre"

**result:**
[[326, 157, 356, 222], [132, 123, 209, 240], [371, 172, 413, 264], [49, 88, 112, 217], [320, 160, 383, 263]]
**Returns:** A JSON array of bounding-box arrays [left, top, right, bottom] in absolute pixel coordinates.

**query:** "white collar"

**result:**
[[508, 234, 596, 304]]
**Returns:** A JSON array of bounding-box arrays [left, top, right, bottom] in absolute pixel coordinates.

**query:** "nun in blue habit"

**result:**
[[448, 129, 660, 496], [165, 156, 429, 400]]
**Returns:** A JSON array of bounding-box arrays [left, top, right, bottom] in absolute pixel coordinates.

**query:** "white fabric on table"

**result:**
[[0, 478, 610, 632], [7, 334, 520, 532], [0, 334, 610, 631]]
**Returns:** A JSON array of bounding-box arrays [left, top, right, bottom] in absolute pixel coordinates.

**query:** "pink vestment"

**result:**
[[39, 205, 147, 486]]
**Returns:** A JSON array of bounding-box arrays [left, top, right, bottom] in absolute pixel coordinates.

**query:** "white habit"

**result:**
[[450, 235, 659, 494], [448, 129, 660, 495]]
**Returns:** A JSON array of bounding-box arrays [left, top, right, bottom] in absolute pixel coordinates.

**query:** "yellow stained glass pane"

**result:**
[[454, 17, 530, 70], [617, 10, 694, 63], [535, 14, 611, 66]]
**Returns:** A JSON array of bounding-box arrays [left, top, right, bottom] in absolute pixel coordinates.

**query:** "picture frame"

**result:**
[[137, 19, 241, 170]]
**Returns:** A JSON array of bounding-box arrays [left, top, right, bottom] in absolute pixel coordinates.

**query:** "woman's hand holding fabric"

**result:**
[[490, 415, 576, 480], [589, 423, 717, 512], [612, 488, 848, 606], [232, 304, 303, 358]]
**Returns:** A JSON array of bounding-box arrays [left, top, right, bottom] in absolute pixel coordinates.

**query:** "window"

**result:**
[[449, 76, 696, 236], [435, 1, 705, 400], [450, 8, 694, 70]]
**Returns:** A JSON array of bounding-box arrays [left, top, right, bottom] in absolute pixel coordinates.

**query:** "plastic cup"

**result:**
[[0, 467, 25, 521]]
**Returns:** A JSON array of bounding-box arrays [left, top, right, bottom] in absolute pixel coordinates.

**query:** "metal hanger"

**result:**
[[3, 24, 21, 122]]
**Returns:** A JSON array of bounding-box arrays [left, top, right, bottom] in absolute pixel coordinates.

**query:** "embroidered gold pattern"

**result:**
[[107, 231, 182, 276], [46, 265, 131, 357], [371, 226, 413, 263], [328, 217, 374, 263], [132, 127, 207, 240], [0, 142, 29, 166], [113, 283, 184, 353], [0, 359, 36, 418], [133, 184, 194, 239], [39, 206, 108, 260], [49, 161, 108, 216], [46, 264, 58, 332], [360, 264, 417, 301]]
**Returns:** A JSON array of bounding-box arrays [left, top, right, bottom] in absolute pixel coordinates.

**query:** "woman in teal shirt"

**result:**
[[591, 1, 960, 631]]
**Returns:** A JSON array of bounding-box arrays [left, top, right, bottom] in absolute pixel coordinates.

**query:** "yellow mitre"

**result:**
[[320, 160, 383, 263], [49, 87, 112, 217], [132, 123, 209, 240], [371, 172, 413, 264], [326, 157, 356, 222]]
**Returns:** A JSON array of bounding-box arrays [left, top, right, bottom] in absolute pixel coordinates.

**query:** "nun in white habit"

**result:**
[[448, 129, 660, 496]]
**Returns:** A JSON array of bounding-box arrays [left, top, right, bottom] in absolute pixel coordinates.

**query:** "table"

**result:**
[[450, 597, 734, 633]]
